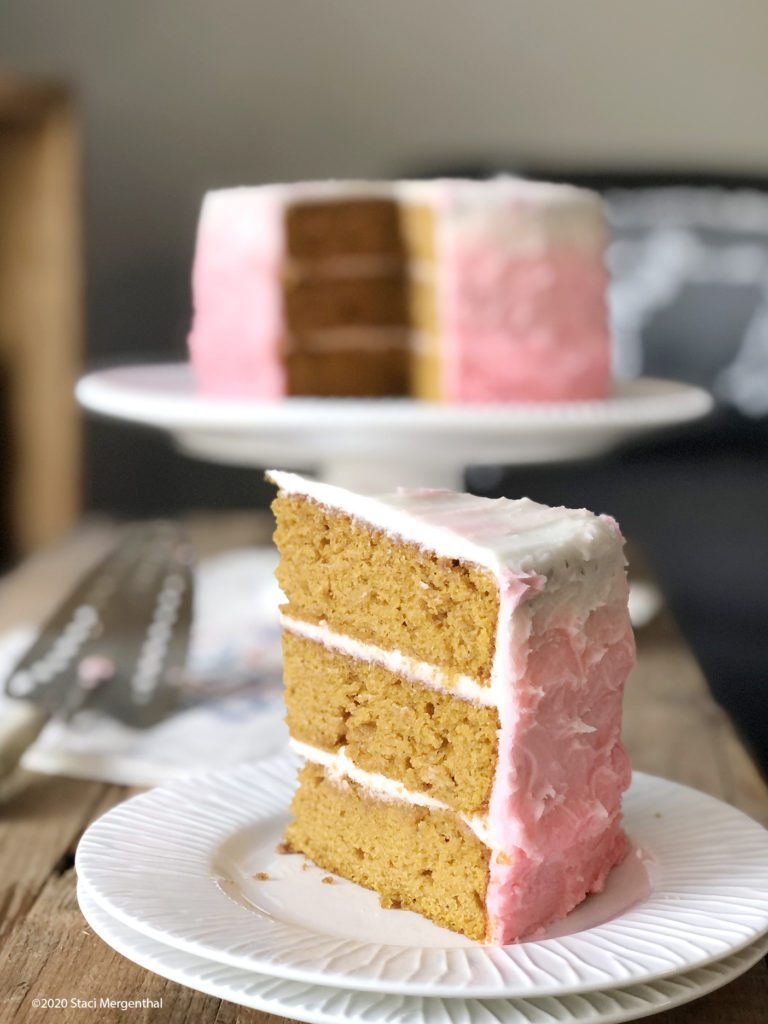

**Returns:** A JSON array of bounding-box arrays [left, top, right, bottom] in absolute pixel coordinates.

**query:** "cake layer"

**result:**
[[288, 748, 628, 942], [283, 630, 499, 815], [273, 492, 499, 683], [398, 202, 437, 263], [285, 349, 408, 397], [285, 198, 404, 259], [411, 354, 441, 401], [286, 762, 490, 941], [406, 276, 439, 335]]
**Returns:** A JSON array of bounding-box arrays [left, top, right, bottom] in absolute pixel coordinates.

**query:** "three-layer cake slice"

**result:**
[[269, 470, 635, 943]]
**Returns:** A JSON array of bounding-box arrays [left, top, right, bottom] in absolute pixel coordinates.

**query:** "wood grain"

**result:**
[[0, 517, 766, 1023]]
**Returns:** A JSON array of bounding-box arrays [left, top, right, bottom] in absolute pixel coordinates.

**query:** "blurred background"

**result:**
[[1, 1, 766, 768]]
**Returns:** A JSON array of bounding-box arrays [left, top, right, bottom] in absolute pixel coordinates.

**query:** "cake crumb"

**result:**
[[321, 875, 335, 885], [275, 841, 292, 854], [301, 862, 310, 872], [495, 850, 511, 865], [253, 871, 270, 881]]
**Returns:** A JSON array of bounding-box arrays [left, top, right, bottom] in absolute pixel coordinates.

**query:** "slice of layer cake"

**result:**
[[269, 470, 635, 944], [188, 178, 612, 402]]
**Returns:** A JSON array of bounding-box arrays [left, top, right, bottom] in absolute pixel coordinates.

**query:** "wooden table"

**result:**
[[1, 516, 766, 1024]]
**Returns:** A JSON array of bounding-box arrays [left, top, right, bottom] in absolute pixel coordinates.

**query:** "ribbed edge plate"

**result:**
[[75, 753, 768, 999], [78, 886, 768, 1024]]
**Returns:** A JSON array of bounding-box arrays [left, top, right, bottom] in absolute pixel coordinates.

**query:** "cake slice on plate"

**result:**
[[269, 470, 635, 943]]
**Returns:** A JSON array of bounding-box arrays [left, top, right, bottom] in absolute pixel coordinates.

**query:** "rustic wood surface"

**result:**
[[0, 514, 766, 1024]]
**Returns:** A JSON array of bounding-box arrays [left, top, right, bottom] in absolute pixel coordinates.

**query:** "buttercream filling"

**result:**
[[283, 326, 411, 354], [283, 254, 405, 280], [289, 737, 493, 848], [280, 614, 495, 706]]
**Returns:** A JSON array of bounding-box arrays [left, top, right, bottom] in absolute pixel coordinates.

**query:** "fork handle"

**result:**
[[0, 701, 49, 781]]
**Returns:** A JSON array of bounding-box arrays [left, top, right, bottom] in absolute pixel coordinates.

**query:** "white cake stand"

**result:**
[[77, 363, 713, 491]]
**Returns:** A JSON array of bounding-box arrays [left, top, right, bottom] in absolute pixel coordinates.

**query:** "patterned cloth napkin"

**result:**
[[0, 548, 288, 786]]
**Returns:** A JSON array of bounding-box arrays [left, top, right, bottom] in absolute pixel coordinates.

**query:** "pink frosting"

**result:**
[[439, 246, 611, 402], [187, 190, 286, 398], [485, 565, 634, 943]]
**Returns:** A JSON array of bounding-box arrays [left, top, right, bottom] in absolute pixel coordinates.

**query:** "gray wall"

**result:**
[[2, 0, 768, 511]]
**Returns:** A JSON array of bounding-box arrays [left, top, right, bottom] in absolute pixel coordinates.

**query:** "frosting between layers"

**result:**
[[289, 738, 493, 847], [283, 327, 411, 354], [280, 614, 494, 706]]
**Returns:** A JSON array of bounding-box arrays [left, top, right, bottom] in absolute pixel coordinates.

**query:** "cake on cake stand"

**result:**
[[77, 362, 713, 492]]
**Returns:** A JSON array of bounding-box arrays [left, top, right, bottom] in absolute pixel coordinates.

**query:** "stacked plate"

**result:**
[[76, 752, 768, 1024]]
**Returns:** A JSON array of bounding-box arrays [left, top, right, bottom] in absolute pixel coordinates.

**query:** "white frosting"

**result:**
[[290, 738, 492, 847], [397, 177, 605, 255], [283, 326, 410, 354], [204, 180, 398, 209], [203, 176, 599, 210], [200, 177, 605, 260], [267, 469, 617, 580], [281, 614, 495, 706]]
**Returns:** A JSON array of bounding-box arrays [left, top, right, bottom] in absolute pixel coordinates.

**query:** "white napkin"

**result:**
[[0, 548, 288, 786]]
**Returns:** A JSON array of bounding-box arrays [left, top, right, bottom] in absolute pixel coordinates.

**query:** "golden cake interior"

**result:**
[[283, 631, 499, 816], [274, 489, 501, 941], [285, 763, 491, 941], [397, 201, 442, 399], [273, 492, 499, 682]]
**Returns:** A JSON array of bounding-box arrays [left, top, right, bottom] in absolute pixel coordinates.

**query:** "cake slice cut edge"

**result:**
[[269, 469, 635, 944]]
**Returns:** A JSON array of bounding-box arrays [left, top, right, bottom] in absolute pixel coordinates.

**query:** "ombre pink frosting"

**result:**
[[187, 189, 286, 398], [187, 179, 613, 402], [440, 248, 611, 402], [485, 564, 634, 942]]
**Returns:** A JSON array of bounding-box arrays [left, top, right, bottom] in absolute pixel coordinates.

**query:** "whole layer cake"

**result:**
[[189, 178, 612, 402], [269, 470, 635, 943]]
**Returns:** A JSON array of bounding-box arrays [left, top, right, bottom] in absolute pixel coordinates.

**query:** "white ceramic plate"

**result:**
[[78, 886, 768, 1024], [75, 753, 768, 999], [76, 364, 713, 487]]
